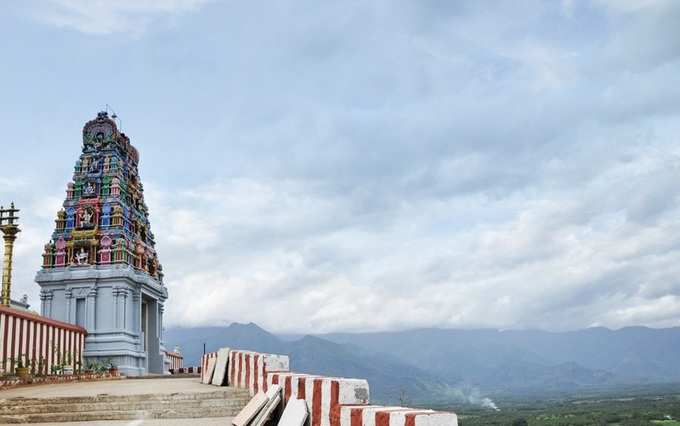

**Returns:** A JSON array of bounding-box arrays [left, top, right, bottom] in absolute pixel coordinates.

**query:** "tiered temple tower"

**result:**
[[36, 111, 169, 375]]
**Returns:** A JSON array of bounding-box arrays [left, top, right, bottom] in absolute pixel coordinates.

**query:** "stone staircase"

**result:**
[[0, 388, 251, 424]]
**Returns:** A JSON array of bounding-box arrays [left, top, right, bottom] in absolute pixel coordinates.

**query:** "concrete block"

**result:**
[[203, 357, 217, 385], [278, 398, 308, 426], [267, 372, 370, 426], [252, 384, 282, 426], [200, 351, 217, 383], [333, 406, 458, 426], [212, 347, 231, 386], [230, 350, 291, 395]]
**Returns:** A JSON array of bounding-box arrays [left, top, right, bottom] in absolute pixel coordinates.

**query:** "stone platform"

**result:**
[[0, 377, 249, 424]]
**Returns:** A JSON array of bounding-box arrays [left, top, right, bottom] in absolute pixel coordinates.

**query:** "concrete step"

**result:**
[[0, 398, 249, 415], [0, 407, 246, 424], [0, 388, 250, 406], [0, 389, 252, 424], [0, 406, 248, 424]]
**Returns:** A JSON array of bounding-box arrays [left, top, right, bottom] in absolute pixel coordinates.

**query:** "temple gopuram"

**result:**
[[35, 111, 169, 375]]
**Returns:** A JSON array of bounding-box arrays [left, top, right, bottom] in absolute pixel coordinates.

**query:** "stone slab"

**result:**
[[212, 347, 231, 386], [232, 391, 268, 426], [252, 385, 282, 426], [278, 398, 308, 426], [203, 357, 217, 385]]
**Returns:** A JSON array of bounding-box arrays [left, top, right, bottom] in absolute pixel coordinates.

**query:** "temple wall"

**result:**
[[36, 266, 166, 376], [0, 305, 86, 376]]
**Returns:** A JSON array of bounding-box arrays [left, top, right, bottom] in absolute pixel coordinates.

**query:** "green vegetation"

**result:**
[[432, 389, 680, 426]]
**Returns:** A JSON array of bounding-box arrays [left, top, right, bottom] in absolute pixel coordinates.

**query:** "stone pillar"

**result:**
[[112, 286, 121, 329], [86, 286, 97, 332], [147, 299, 162, 374], [121, 288, 128, 330], [132, 291, 141, 348], [65, 288, 74, 323], [40, 290, 53, 317], [158, 303, 164, 342], [0, 225, 20, 306]]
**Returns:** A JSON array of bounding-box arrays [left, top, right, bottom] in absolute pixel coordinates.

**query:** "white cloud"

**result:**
[[144, 134, 680, 333], [31, 0, 212, 35], [4, 0, 680, 334]]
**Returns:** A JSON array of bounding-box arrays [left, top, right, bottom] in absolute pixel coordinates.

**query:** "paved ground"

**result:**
[[0, 377, 213, 399], [22, 419, 233, 425]]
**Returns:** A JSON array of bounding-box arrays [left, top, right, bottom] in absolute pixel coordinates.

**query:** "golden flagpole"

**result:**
[[0, 202, 20, 306]]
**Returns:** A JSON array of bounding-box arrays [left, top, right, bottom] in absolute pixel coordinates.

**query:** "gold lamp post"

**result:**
[[0, 202, 20, 307]]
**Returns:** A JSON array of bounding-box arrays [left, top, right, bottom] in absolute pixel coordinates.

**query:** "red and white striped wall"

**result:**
[[166, 350, 183, 371], [199, 346, 458, 426], [332, 405, 458, 426], [267, 372, 370, 426], [0, 305, 87, 375], [229, 350, 290, 395], [200, 351, 217, 382]]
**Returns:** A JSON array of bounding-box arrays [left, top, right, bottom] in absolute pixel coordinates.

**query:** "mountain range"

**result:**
[[165, 323, 680, 404]]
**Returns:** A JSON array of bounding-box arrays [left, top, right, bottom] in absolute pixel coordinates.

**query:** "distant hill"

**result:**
[[165, 323, 680, 404], [165, 322, 447, 403]]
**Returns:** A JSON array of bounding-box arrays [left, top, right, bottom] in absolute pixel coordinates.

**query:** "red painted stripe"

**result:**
[[230, 351, 236, 385], [58, 328, 62, 365], [298, 377, 306, 399], [238, 352, 244, 387], [272, 373, 279, 385], [245, 354, 251, 390], [42, 324, 47, 374], [351, 408, 364, 426], [376, 412, 391, 426], [47, 326, 52, 373], [10, 317, 16, 362], [330, 380, 341, 426], [284, 375, 292, 404], [253, 354, 260, 393], [405, 413, 429, 426], [17, 318, 23, 361], [262, 359, 268, 392], [312, 378, 323, 426], [32, 321, 37, 369], [2, 314, 8, 371], [35, 323, 41, 374], [66, 330, 71, 367]]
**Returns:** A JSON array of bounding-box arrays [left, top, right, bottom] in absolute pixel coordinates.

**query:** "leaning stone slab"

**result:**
[[202, 357, 217, 385], [278, 398, 309, 426], [200, 352, 217, 383], [211, 347, 231, 386], [232, 391, 269, 426], [252, 384, 282, 426]]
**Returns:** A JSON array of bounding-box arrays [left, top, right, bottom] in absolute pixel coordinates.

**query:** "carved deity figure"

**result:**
[[88, 156, 100, 173], [79, 208, 93, 227], [74, 248, 88, 265], [83, 182, 96, 197]]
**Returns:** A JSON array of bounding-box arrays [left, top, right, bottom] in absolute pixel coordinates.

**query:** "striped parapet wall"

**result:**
[[332, 405, 458, 426], [267, 372, 370, 426], [229, 349, 290, 395], [200, 347, 457, 426], [0, 305, 87, 376]]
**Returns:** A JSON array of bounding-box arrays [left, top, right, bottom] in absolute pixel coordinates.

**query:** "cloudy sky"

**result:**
[[1, 0, 680, 333]]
